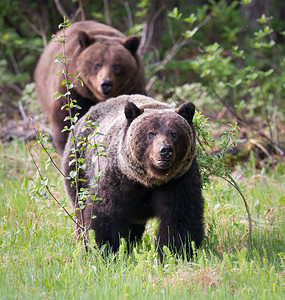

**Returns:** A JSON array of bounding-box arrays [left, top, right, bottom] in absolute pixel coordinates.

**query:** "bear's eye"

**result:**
[[171, 131, 177, 138], [113, 64, 121, 74], [95, 63, 101, 70], [148, 132, 155, 139]]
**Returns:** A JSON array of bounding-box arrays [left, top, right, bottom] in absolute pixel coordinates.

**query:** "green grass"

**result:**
[[0, 139, 284, 299]]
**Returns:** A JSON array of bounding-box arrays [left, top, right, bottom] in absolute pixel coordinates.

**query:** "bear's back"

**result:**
[[72, 94, 173, 152], [67, 21, 126, 39]]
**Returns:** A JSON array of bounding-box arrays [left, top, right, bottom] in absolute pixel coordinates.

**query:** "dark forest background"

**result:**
[[1, 0, 285, 163]]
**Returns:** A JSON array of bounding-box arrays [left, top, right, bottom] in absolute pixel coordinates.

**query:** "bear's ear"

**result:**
[[123, 35, 140, 55], [176, 102, 196, 124], [124, 101, 143, 123], [78, 31, 95, 49]]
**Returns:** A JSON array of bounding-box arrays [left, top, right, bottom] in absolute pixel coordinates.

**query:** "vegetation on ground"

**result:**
[[0, 1, 284, 299], [0, 140, 284, 299]]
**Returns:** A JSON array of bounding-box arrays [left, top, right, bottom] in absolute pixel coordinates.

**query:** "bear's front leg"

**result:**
[[157, 217, 203, 259], [153, 167, 204, 259], [87, 205, 137, 252]]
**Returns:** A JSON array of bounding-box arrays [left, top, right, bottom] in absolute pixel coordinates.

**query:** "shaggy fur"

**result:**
[[63, 95, 204, 258], [35, 21, 146, 154]]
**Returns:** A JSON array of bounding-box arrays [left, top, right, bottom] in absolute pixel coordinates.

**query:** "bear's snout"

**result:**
[[159, 144, 174, 159], [101, 79, 113, 95], [152, 144, 174, 170]]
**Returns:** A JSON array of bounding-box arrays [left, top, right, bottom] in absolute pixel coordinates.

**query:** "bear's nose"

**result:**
[[101, 80, 113, 95], [159, 144, 174, 159]]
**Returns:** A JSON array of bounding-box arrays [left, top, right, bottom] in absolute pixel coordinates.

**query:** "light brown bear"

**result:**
[[35, 21, 146, 154], [63, 94, 204, 259]]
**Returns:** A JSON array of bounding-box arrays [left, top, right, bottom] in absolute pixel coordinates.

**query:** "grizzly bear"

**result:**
[[63, 95, 204, 258], [35, 21, 146, 154]]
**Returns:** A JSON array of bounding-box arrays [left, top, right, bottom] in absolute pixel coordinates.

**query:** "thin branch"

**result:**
[[195, 11, 214, 31], [18, 101, 28, 123], [273, 111, 279, 144], [139, 5, 166, 57], [197, 133, 252, 250], [146, 11, 214, 92], [249, 139, 271, 158], [17, 44, 44, 52], [54, 0, 70, 20], [208, 77, 284, 156], [70, 7, 81, 23], [27, 144, 84, 231], [30, 118, 66, 178], [77, 0, 85, 21], [19, 12, 47, 44], [59, 21, 85, 230], [7, 83, 23, 96], [153, 38, 188, 74], [19, 11, 47, 47], [104, 0, 111, 25], [209, 79, 242, 121], [123, 1, 133, 29], [146, 56, 197, 70], [38, 18, 48, 48], [260, 134, 284, 156], [9, 53, 20, 75], [223, 174, 252, 250]]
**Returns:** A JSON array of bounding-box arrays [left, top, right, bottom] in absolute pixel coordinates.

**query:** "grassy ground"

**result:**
[[0, 139, 284, 299]]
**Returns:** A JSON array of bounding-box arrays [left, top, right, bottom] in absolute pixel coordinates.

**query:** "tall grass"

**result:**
[[0, 139, 284, 299]]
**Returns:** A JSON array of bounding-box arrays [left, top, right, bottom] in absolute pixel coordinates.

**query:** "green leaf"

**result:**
[[205, 42, 220, 52], [184, 28, 198, 38], [78, 78, 84, 86], [241, 0, 252, 5], [78, 157, 85, 164], [69, 170, 76, 178], [66, 83, 75, 89], [80, 164, 87, 171], [61, 79, 67, 86], [168, 7, 182, 20], [55, 70, 64, 76], [184, 13, 197, 24], [257, 14, 267, 24], [54, 91, 62, 100], [54, 54, 64, 63], [235, 79, 242, 86]]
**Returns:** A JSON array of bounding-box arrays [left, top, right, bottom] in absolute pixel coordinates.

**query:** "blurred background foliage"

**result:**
[[0, 0, 285, 160]]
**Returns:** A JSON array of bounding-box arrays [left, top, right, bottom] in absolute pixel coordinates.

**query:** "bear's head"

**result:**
[[118, 101, 197, 187], [76, 31, 141, 101]]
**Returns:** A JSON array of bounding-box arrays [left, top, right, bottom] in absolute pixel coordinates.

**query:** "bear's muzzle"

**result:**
[[101, 79, 113, 95]]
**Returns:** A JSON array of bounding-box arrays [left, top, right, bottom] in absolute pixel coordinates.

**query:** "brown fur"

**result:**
[[35, 21, 146, 154], [63, 95, 204, 258]]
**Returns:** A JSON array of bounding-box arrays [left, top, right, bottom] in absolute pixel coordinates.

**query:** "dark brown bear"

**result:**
[[35, 21, 146, 154], [63, 95, 204, 258]]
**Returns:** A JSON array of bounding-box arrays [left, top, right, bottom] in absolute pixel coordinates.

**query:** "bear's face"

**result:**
[[120, 101, 197, 187], [76, 32, 140, 101], [135, 115, 191, 178]]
